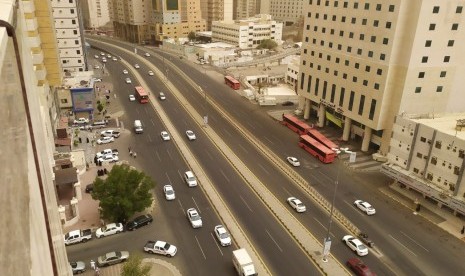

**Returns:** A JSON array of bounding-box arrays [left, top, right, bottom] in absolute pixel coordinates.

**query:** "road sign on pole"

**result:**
[[322, 237, 331, 262]]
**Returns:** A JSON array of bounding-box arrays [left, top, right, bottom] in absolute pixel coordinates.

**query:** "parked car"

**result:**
[[354, 200, 376, 215], [134, 64, 140, 69], [347, 258, 377, 276], [214, 225, 231, 246], [95, 223, 124, 238], [94, 55, 99, 59], [286, 157, 300, 167], [187, 208, 202, 228], [97, 136, 114, 145], [161, 131, 170, 141], [96, 149, 119, 158], [112, 57, 118, 61], [122, 69, 128, 74], [186, 130, 196, 140], [97, 251, 129, 267], [85, 184, 94, 193], [287, 197, 306, 212], [163, 185, 175, 200], [184, 171, 197, 187], [100, 130, 121, 138], [144, 240, 177, 257], [125, 78, 132, 84], [342, 235, 369, 256], [97, 154, 118, 163], [126, 214, 153, 231], [145, 53, 151, 57], [64, 229, 92, 245], [73, 118, 89, 124], [94, 65, 100, 69], [93, 78, 102, 82], [129, 94, 135, 101], [70, 261, 86, 274]]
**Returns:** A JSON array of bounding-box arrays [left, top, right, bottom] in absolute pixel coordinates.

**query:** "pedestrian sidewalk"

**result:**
[[381, 183, 465, 241], [81, 258, 181, 276]]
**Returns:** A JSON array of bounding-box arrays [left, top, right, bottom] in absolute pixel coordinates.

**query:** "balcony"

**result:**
[[28, 33, 41, 48], [31, 48, 44, 64], [34, 64, 47, 81], [25, 17, 38, 32], [22, 0, 35, 13]]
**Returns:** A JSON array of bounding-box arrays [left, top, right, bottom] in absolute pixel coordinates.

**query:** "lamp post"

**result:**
[[322, 147, 354, 262], [199, 85, 208, 127]]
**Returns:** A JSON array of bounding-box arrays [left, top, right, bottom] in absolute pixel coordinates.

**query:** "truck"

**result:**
[[100, 129, 121, 138], [96, 149, 119, 158], [143, 240, 177, 257], [232, 248, 257, 276], [64, 229, 92, 245]]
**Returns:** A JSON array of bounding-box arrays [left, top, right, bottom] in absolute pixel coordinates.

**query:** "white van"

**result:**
[[134, 120, 143, 134]]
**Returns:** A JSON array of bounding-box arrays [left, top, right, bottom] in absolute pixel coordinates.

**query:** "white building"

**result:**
[[285, 55, 300, 87], [51, 0, 86, 73], [298, 1, 465, 154], [382, 114, 465, 216], [80, 0, 111, 29], [212, 14, 283, 49]]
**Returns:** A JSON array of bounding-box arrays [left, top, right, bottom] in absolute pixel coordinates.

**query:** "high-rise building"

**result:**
[[110, 0, 151, 43], [298, 1, 465, 154], [268, 0, 304, 26], [1, 0, 70, 275], [235, 0, 259, 19], [80, 0, 111, 29], [201, 0, 233, 30], [51, 0, 87, 73]]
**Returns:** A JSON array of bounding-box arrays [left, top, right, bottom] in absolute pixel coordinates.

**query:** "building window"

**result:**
[[371, 36, 376, 43], [457, 6, 463, 13], [444, 56, 450, 62], [429, 24, 436, 30], [376, 68, 382, 75], [415, 87, 422, 93], [427, 173, 433, 181], [363, 80, 368, 86], [322, 81, 327, 99], [368, 51, 373, 57], [433, 6, 440, 13], [389, 5, 395, 12], [425, 40, 432, 47], [386, 22, 392, 29], [341, 16, 346, 23], [330, 84, 336, 103], [448, 40, 454, 47], [365, 66, 371, 72], [421, 56, 428, 63], [383, 38, 389, 45], [454, 166, 460, 175], [343, 73, 347, 79], [436, 86, 443, 92], [374, 83, 380, 90], [418, 72, 425, 78], [353, 76, 357, 82], [348, 91, 355, 111], [376, 4, 381, 11], [72, 19, 76, 24], [431, 156, 437, 165], [315, 78, 319, 96], [380, 54, 386, 60], [364, 3, 370, 10], [417, 152, 423, 158], [435, 141, 442, 149], [368, 99, 376, 120], [351, 17, 356, 24], [75, 40, 79, 45], [359, 34, 365, 40], [459, 149, 465, 159], [452, 23, 459, 30], [413, 168, 419, 173], [374, 20, 379, 27], [61, 99, 68, 104], [339, 87, 345, 107], [440, 71, 447, 77]]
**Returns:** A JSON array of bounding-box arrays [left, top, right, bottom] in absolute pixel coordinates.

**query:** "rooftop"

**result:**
[[410, 113, 465, 140]]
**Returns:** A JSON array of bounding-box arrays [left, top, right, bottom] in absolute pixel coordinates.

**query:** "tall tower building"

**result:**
[[269, 0, 304, 26], [235, 0, 259, 19], [201, 0, 233, 30], [298, 1, 465, 154], [1, 0, 70, 275], [51, 0, 87, 73], [80, 0, 111, 29], [110, 0, 151, 43]]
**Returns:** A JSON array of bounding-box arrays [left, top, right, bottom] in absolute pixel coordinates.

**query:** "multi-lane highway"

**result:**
[[67, 36, 465, 276]]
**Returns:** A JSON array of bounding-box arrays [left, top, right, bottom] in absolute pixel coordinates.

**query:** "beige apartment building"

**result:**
[[109, 0, 151, 43], [268, 0, 304, 26], [199, 0, 233, 30], [80, 0, 111, 29], [235, 0, 259, 19], [298, 1, 465, 154], [1, 0, 71, 275], [382, 114, 465, 216]]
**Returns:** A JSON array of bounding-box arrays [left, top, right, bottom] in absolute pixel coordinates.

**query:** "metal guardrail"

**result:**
[[218, 48, 301, 68]]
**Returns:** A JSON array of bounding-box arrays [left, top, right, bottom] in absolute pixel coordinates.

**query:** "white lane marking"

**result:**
[[265, 229, 283, 252], [238, 144, 249, 153], [400, 231, 429, 252], [211, 233, 223, 256], [263, 136, 274, 145], [246, 121, 256, 130], [195, 236, 207, 259], [313, 218, 336, 238], [316, 170, 333, 182], [389, 234, 417, 257], [177, 199, 184, 213], [205, 150, 213, 160], [151, 119, 155, 126], [167, 149, 173, 160], [155, 150, 161, 162], [220, 169, 230, 183], [239, 195, 253, 212], [257, 163, 270, 175], [165, 172, 172, 184], [272, 135, 280, 144], [282, 187, 291, 196], [145, 107, 149, 114], [192, 197, 201, 213], [136, 108, 140, 114], [223, 128, 232, 137], [210, 116, 217, 123], [147, 134, 152, 143]]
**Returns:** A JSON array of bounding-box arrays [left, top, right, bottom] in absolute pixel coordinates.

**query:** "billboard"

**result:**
[[71, 88, 94, 112]]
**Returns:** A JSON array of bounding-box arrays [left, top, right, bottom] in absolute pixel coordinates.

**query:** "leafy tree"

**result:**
[[121, 254, 151, 276], [257, 39, 278, 50], [97, 102, 105, 113], [92, 164, 155, 222], [188, 31, 196, 41]]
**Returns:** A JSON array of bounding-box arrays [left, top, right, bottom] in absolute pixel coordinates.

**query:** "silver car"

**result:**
[[97, 251, 129, 267], [70, 261, 86, 274]]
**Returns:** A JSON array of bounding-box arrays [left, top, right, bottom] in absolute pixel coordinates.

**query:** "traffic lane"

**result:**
[[93, 53, 236, 275]]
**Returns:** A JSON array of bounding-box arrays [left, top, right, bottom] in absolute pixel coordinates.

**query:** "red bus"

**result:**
[[135, 86, 149, 103], [306, 128, 338, 151], [224, 76, 240, 90], [281, 114, 312, 135], [298, 135, 336, 163]]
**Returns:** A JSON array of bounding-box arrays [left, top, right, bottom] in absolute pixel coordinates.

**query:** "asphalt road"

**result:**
[[68, 44, 323, 275], [80, 37, 465, 276]]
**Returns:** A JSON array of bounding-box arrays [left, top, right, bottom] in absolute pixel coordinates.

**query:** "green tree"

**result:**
[[257, 39, 278, 50], [97, 102, 105, 113], [121, 254, 151, 276], [92, 164, 155, 222], [188, 31, 196, 41]]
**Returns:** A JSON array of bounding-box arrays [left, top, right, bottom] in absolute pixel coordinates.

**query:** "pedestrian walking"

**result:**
[[90, 260, 95, 270], [95, 266, 100, 275], [133, 152, 137, 158], [130, 150, 133, 157], [461, 226, 465, 234]]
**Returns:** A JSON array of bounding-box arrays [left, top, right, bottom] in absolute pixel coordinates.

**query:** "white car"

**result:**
[[214, 225, 231, 246], [97, 136, 114, 145], [128, 94, 136, 101], [93, 78, 102, 82], [186, 130, 196, 140], [100, 130, 120, 138], [286, 157, 300, 167], [184, 171, 197, 187], [161, 131, 171, 141], [134, 64, 140, 69], [73, 118, 89, 124], [159, 92, 166, 100], [125, 78, 132, 84], [94, 65, 100, 69], [122, 69, 128, 74], [94, 55, 99, 59], [354, 200, 376, 215], [100, 52, 105, 56], [145, 52, 151, 57], [95, 223, 124, 238], [112, 57, 117, 61], [102, 59, 107, 63], [163, 185, 175, 200], [148, 70, 154, 76], [97, 154, 119, 163], [186, 208, 202, 228], [287, 197, 306, 212], [342, 235, 369, 256], [144, 240, 177, 257]]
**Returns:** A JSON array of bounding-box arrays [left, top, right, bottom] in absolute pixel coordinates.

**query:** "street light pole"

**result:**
[[322, 147, 353, 262], [199, 85, 208, 127]]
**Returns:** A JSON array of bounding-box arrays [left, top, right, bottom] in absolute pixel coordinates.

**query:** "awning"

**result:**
[[326, 111, 343, 127]]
